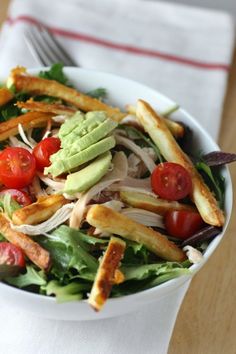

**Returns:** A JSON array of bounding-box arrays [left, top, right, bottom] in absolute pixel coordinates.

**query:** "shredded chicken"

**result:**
[[37, 173, 65, 192], [120, 114, 144, 131], [69, 151, 128, 228], [110, 176, 151, 190], [128, 147, 156, 177], [108, 185, 156, 198], [31, 176, 48, 198], [183, 245, 203, 264], [121, 208, 164, 228], [26, 128, 37, 147], [52, 115, 68, 124], [42, 119, 52, 140], [115, 134, 156, 173], [9, 136, 32, 151], [18, 123, 36, 149]]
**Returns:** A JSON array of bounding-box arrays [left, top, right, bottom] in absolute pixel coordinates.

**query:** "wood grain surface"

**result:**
[[0, 1, 235, 353]]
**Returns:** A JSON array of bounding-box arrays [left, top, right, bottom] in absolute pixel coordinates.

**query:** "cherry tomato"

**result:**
[[0, 147, 36, 189], [0, 242, 25, 268], [164, 210, 204, 239], [33, 137, 61, 171], [0, 189, 32, 206], [151, 162, 192, 200]]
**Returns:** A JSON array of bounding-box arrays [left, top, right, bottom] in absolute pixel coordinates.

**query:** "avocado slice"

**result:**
[[51, 118, 117, 162], [64, 151, 112, 194], [58, 111, 85, 138], [45, 136, 116, 177], [60, 111, 107, 146]]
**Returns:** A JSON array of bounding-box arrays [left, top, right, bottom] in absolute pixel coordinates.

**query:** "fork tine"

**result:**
[[40, 27, 77, 66], [24, 29, 49, 66], [30, 26, 62, 66]]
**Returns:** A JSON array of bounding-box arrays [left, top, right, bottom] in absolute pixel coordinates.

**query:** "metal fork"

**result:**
[[24, 25, 78, 67]]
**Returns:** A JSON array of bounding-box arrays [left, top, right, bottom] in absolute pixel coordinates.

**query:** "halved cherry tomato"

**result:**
[[0, 189, 32, 206], [33, 137, 61, 171], [164, 210, 204, 239], [0, 147, 36, 189], [0, 242, 25, 268], [151, 162, 192, 200]]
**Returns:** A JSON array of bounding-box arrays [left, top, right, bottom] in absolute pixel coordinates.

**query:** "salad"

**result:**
[[0, 64, 235, 311]]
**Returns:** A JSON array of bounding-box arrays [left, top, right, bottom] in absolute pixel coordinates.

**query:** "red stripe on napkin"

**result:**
[[6, 15, 230, 71]]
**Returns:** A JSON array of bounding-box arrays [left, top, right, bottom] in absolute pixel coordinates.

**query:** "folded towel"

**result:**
[[0, 0, 234, 140], [0, 1, 234, 354]]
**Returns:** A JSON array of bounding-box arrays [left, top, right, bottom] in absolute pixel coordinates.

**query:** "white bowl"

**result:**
[[0, 68, 232, 320]]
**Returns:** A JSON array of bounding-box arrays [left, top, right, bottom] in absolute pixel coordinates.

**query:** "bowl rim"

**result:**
[[0, 66, 233, 304]]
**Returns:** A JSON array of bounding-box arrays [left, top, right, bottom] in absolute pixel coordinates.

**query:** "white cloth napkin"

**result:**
[[0, 1, 234, 354], [0, 0, 234, 140]]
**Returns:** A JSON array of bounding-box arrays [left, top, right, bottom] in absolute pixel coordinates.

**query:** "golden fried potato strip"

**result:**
[[0, 111, 54, 141], [12, 195, 68, 226], [120, 191, 196, 215], [0, 213, 50, 270], [88, 236, 126, 311], [0, 88, 13, 106], [136, 100, 225, 227], [126, 104, 184, 138], [86, 205, 186, 262], [10, 68, 126, 121], [16, 99, 76, 116]]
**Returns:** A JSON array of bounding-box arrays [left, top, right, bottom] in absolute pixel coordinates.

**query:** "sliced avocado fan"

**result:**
[[45, 111, 117, 177]]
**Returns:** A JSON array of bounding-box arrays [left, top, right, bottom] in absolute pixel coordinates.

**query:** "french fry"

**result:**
[[12, 195, 68, 226], [86, 205, 186, 262], [0, 213, 50, 270], [120, 191, 196, 215], [136, 100, 225, 227], [126, 104, 184, 138], [0, 111, 54, 141], [0, 88, 13, 106], [16, 99, 76, 116], [88, 236, 126, 311], [9, 68, 126, 122]]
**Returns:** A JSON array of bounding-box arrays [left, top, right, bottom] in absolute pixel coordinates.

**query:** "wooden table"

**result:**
[[0, 1, 235, 353]]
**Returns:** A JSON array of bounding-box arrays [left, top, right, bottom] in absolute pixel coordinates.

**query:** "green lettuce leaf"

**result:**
[[143, 269, 190, 289], [112, 261, 190, 296], [1, 105, 19, 121], [121, 261, 190, 281], [39, 63, 69, 85], [38, 225, 98, 281], [0, 193, 21, 218], [86, 88, 107, 100], [42, 280, 91, 303], [5, 266, 47, 288], [0, 85, 30, 122], [196, 161, 225, 208], [122, 240, 150, 265], [161, 104, 180, 117]]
